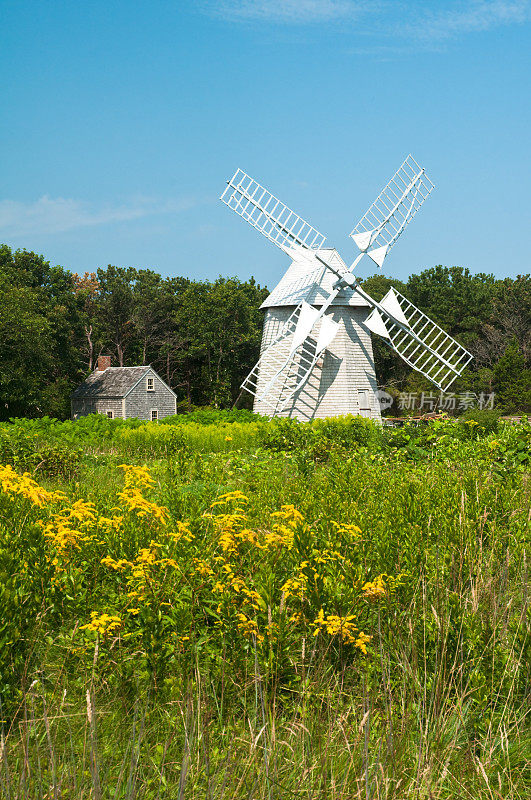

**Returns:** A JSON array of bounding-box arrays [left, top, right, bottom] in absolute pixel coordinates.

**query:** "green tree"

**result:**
[[132, 270, 167, 364], [0, 281, 53, 417], [487, 275, 530, 365], [96, 265, 137, 366], [165, 276, 268, 408], [0, 246, 83, 419], [72, 272, 106, 372], [492, 339, 531, 414], [406, 265, 497, 341]]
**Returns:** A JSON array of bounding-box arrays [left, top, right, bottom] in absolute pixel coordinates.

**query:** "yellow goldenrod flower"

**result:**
[[101, 556, 132, 571], [40, 517, 93, 557], [80, 612, 122, 636], [65, 499, 97, 523], [259, 504, 305, 550], [118, 486, 169, 523], [332, 521, 362, 541], [118, 463, 155, 489], [236, 528, 257, 544], [203, 509, 248, 553], [312, 610, 358, 644], [168, 520, 194, 542], [361, 575, 387, 602], [193, 558, 214, 576], [270, 504, 303, 526], [211, 490, 249, 506], [354, 631, 372, 654], [236, 613, 263, 643], [136, 547, 158, 565], [98, 515, 124, 532], [0, 464, 57, 507], [117, 464, 168, 523], [281, 564, 310, 600]]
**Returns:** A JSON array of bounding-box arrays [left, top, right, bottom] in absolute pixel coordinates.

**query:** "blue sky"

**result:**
[[1, 1, 530, 288]]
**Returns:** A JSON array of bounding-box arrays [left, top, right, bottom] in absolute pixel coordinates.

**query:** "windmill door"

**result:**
[[357, 390, 372, 418]]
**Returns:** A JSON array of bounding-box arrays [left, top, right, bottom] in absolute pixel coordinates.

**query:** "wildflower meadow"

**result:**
[[0, 411, 529, 798]]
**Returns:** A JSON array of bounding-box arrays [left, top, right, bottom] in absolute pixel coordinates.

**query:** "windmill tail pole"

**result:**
[[232, 387, 245, 410]]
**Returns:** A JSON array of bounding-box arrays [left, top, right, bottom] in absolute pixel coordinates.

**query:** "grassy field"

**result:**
[[0, 411, 529, 799]]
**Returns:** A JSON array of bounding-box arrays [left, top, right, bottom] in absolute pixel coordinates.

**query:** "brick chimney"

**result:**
[[97, 355, 111, 372]]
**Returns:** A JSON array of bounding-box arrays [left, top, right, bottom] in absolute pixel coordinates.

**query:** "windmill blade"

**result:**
[[257, 301, 320, 401], [316, 316, 340, 356], [275, 315, 340, 411], [241, 302, 340, 413], [241, 303, 316, 412], [350, 155, 434, 267], [289, 302, 321, 356], [357, 286, 473, 392], [221, 169, 327, 254]]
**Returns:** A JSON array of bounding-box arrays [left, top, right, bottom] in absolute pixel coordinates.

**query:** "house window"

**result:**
[[106, 410, 114, 419], [147, 376, 154, 391], [151, 409, 158, 422]]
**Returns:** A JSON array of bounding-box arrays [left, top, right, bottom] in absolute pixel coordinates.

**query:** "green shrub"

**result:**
[[490, 419, 531, 472], [0, 422, 81, 477], [34, 441, 82, 479], [161, 407, 262, 426], [460, 407, 502, 436], [258, 415, 382, 454], [0, 425, 41, 470]]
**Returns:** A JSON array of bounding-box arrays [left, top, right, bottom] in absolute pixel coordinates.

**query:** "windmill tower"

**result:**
[[220, 156, 473, 421]]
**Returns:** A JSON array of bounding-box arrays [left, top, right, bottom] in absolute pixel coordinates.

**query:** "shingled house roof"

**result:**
[[71, 366, 153, 399]]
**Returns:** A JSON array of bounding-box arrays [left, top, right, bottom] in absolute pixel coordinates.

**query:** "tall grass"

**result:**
[[2, 570, 529, 800], [115, 420, 263, 458], [0, 414, 529, 798]]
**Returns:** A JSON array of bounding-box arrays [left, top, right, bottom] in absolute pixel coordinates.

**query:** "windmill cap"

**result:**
[[260, 247, 370, 309]]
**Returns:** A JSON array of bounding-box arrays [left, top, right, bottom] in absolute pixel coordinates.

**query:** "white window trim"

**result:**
[[146, 376, 155, 391], [106, 410, 114, 419], [150, 408, 159, 422]]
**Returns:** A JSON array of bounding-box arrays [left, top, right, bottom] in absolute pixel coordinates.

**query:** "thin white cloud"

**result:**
[[0, 195, 195, 237], [208, 0, 374, 23], [407, 1, 530, 41], [206, 0, 530, 43]]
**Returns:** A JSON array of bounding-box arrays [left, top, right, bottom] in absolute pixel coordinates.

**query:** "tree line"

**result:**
[[0, 243, 529, 420]]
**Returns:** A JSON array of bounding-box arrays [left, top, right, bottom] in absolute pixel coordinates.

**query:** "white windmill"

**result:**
[[220, 156, 472, 421]]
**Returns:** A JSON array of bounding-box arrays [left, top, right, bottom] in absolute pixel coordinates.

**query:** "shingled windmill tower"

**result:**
[[254, 249, 379, 420], [220, 156, 472, 421]]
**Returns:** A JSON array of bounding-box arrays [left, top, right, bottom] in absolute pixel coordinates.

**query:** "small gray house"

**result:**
[[71, 357, 177, 421]]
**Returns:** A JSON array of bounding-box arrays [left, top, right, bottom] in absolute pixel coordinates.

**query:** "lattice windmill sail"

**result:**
[[220, 156, 472, 420], [350, 155, 435, 268], [221, 169, 327, 254], [357, 286, 473, 392]]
